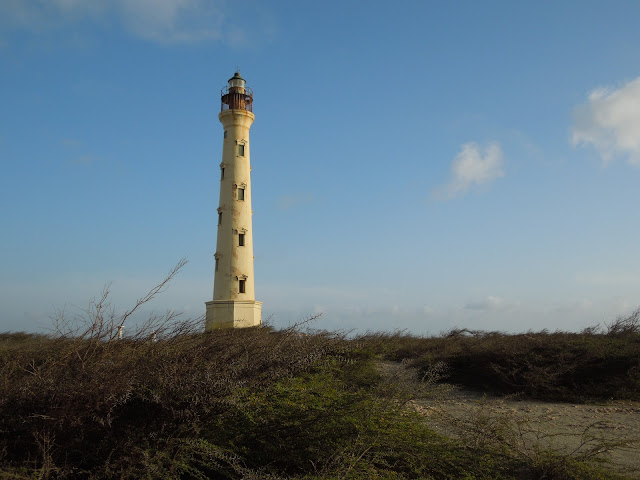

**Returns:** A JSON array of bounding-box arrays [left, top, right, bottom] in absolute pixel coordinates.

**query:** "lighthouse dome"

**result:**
[[228, 72, 246, 89]]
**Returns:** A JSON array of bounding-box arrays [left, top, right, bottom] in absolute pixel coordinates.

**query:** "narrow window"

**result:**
[[224, 130, 228, 139], [238, 187, 245, 200], [218, 212, 222, 225], [238, 144, 245, 156], [220, 167, 225, 180], [215, 257, 219, 271], [238, 233, 245, 246], [239, 279, 246, 294]]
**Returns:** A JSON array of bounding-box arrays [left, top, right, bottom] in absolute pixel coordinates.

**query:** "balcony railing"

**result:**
[[220, 86, 253, 112]]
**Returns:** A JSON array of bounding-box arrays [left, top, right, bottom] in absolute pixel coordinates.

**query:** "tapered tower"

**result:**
[[205, 72, 262, 329]]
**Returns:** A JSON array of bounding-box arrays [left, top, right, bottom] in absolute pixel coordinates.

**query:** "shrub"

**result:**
[[0, 265, 636, 478], [362, 318, 640, 402]]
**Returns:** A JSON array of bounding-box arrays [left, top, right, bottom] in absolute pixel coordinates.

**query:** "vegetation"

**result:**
[[0, 263, 638, 478], [3, 324, 636, 479], [372, 310, 640, 402]]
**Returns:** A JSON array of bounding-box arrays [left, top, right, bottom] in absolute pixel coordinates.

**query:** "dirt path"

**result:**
[[378, 361, 640, 478], [413, 390, 640, 478]]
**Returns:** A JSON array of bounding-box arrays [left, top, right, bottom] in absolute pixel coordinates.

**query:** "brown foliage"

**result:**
[[361, 311, 640, 402]]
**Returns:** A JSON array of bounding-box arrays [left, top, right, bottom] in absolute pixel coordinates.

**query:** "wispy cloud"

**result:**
[[61, 138, 82, 147], [464, 295, 508, 311], [0, 0, 261, 45], [574, 271, 640, 287], [276, 193, 313, 211], [73, 155, 94, 165], [0, 0, 107, 31], [60, 138, 95, 165], [435, 142, 504, 199], [118, 0, 224, 44], [572, 77, 640, 167]]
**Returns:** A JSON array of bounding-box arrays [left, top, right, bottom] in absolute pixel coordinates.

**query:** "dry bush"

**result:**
[[0, 261, 351, 478], [2, 267, 638, 478], [425, 393, 636, 480], [362, 318, 640, 402], [606, 308, 640, 337], [0, 322, 350, 477]]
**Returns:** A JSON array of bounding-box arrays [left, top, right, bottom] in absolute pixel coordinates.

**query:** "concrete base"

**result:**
[[205, 300, 262, 330]]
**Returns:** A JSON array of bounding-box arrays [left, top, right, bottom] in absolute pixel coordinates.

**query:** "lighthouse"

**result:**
[[205, 72, 262, 330]]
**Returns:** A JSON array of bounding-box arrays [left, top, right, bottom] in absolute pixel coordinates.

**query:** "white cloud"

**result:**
[[436, 142, 504, 199], [0, 0, 107, 30], [0, 0, 239, 45], [572, 77, 640, 166], [574, 271, 640, 287], [464, 295, 508, 311], [118, 0, 224, 44]]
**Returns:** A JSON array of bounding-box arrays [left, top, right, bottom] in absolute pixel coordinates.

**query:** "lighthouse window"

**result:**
[[238, 144, 245, 156], [238, 187, 245, 200], [215, 257, 219, 271], [224, 130, 227, 139], [220, 167, 225, 180], [238, 233, 245, 246], [239, 279, 246, 294], [218, 212, 222, 225]]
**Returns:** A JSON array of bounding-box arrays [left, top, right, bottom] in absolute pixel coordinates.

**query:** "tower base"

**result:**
[[205, 300, 262, 330]]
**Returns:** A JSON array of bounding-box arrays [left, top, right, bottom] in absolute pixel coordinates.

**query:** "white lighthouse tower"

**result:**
[[205, 72, 262, 330]]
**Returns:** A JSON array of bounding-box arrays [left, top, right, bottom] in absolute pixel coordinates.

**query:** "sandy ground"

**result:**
[[379, 362, 640, 478]]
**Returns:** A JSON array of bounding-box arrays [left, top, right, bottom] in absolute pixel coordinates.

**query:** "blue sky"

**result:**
[[1, 0, 640, 334]]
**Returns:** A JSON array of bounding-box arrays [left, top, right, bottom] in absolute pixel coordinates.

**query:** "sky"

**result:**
[[1, 0, 640, 335]]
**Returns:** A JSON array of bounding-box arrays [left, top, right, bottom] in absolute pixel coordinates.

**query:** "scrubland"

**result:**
[[1, 312, 638, 479], [1, 265, 638, 478]]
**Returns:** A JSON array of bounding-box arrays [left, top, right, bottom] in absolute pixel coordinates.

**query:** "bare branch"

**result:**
[[116, 258, 188, 333]]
